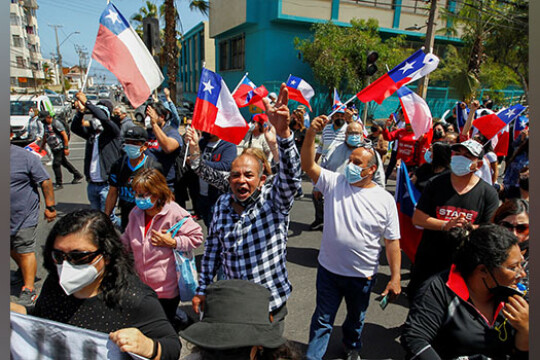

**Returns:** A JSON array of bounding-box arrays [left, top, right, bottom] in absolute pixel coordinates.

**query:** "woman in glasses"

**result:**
[[121, 168, 203, 324], [402, 224, 528, 360], [10, 209, 181, 360]]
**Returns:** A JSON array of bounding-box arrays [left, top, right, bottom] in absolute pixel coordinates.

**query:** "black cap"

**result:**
[[124, 126, 148, 142], [38, 110, 51, 119]]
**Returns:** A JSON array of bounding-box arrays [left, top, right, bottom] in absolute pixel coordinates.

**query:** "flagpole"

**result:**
[[80, 58, 93, 92], [327, 94, 356, 118], [183, 61, 207, 167], [232, 72, 249, 94]]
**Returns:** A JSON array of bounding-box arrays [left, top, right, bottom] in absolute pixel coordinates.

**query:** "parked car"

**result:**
[[48, 94, 72, 123], [134, 98, 153, 123], [98, 89, 110, 99], [10, 94, 54, 144], [176, 106, 193, 124]]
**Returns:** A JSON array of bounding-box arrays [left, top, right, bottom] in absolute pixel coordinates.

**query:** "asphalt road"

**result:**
[[10, 133, 411, 360]]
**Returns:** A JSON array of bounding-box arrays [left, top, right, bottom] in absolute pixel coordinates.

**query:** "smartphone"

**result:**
[[379, 294, 389, 310]]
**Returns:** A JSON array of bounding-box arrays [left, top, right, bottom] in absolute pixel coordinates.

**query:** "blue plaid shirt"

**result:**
[[197, 134, 302, 311]]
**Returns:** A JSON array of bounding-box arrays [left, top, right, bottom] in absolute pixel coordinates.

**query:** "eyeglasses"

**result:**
[[52, 249, 102, 265], [499, 221, 529, 234], [358, 138, 373, 149], [500, 260, 528, 277]]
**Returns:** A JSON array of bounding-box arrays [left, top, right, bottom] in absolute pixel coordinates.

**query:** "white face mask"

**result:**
[[56, 255, 104, 296]]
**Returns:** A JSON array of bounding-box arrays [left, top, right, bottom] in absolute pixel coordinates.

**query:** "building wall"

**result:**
[[209, 0, 247, 38], [281, 0, 332, 21]]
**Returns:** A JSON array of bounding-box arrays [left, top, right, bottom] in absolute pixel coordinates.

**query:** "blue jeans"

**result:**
[[87, 182, 120, 226], [306, 265, 375, 360]]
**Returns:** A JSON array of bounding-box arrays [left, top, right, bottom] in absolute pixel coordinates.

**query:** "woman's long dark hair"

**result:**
[[43, 209, 134, 307], [450, 224, 518, 279], [492, 198, 529, 224]]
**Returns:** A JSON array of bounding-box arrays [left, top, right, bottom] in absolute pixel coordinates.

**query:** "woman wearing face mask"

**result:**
[[10, 209, 182, 360], [402, 224, 529, 360], [121, 168, 203, 323], [492, 198, 530, 294], [412, 142, 451, 193]]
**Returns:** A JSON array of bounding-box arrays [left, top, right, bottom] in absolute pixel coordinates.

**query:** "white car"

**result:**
[[10, 94, 54, 143]]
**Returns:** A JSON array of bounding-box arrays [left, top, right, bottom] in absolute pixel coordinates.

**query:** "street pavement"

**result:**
[[10, 132, 411, 360]]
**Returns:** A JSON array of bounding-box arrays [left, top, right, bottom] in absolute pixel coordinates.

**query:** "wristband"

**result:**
[[46, 205, 56, 212], [150, 339, 159, 359], [440, 222, 447, 231]]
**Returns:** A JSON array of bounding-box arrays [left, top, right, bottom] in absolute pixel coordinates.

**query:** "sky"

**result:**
[[36, 0, 208, 84]]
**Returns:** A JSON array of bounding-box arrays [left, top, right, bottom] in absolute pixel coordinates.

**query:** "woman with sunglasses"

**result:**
[[10, 209, 181, 360], [493, 198, 530, 294], [121, 168, 203, 324], [402, 224, 528, 360]]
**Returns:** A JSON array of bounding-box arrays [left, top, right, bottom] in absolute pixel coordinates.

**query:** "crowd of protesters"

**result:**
[[10, 85, 529, 360]]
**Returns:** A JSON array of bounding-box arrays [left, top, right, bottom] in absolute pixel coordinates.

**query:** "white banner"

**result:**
[[10, 312, 145, 360]]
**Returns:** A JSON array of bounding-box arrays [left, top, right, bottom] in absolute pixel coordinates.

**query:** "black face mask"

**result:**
[[483, 270, 524, 302], [232, 188, 262, 209], [434, 129, 444, 139], [334, 117, 345, 128], [111, 115, 121, 122], [519, 177, 529, 191]]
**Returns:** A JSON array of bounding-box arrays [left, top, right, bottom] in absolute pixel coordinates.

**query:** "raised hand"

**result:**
[[263, 83, 291, 138]]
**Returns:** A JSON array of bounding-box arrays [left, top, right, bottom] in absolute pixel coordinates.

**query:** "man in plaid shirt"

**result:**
[[192, 84, 302, 332]]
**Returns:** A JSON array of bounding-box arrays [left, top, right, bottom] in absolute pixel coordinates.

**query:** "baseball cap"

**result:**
[[332, 104, 345, 114], [124, 126, 148, 142], [451, 139, 484, 159], [38, 110, 51, 119]]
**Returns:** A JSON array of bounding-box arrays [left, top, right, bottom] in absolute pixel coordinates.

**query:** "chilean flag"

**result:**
[[286, 75, 314, 111], [395, 163, 423, 263], [356, 49, 439, 105], [455, 102, 468, 134], [232, 76, 268, 109], [24, 141, 47, 158], [192, 68, 249, 145], [396, 86, 432, 138], [473, 104, 526, 140], [333, 88, 343, 107], [493, 126, 510, 157], [513, 115, 529, 140], [91, 3, 164, 108]]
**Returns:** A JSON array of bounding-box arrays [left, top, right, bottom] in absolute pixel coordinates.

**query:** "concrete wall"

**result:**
[[209, 0, 246, 38], [281, 0, 332, 21]]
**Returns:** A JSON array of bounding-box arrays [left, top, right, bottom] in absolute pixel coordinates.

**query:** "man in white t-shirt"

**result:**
[[301, 115, 402, 360]]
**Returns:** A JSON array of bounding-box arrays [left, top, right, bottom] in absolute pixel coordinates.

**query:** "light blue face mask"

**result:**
[[344, 162, 367, 184], [450, 155, 474, 176], [123, 144, 142, 159], [135, 196, 154, 210], [346, 134, 363, 148], [424, 149, 433, 164]]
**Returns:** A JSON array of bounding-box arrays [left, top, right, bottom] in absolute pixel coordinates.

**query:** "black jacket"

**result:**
[[71, 103, 121, 181]]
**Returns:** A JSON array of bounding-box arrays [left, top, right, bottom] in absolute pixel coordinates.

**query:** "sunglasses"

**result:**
[[52, 249, 102, 265], [499, 221, 529, 234]]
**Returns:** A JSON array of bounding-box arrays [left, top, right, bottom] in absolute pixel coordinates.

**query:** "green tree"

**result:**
[[131, 1, 159, 39], [294, 19, 409, 98]]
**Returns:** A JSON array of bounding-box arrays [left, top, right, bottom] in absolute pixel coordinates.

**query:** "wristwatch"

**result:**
[[46, 205, 56, 212]]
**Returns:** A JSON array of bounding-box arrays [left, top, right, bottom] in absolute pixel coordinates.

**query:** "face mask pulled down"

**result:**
[[56, 255, 104, 296]]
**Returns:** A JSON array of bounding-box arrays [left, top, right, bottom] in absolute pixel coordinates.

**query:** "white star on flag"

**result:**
[[399, 61, 415, 74], [106, 9, 119, 23], [505, 109, 516, 118], [202, 80, 214, 94], [291, 80, 296, 85]]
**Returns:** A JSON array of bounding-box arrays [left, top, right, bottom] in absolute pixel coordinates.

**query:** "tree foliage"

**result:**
[[294, 19, 410, 96]]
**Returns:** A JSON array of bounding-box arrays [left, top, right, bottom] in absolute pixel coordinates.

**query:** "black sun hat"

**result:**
[[180, 280, 286, 350], [123, 126, 148, 142]]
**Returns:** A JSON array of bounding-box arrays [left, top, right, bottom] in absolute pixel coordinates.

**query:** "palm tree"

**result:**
[[131, 1, 159, 39], [164, 0, 209, 102]]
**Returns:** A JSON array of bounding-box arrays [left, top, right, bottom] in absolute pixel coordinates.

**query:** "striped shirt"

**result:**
[[316, 123, 347, 160]]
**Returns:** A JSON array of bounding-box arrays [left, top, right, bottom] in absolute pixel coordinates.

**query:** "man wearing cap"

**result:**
[[310, 107, 355, 231], [409, 139, 499, 296], [302, 115, 401, 360], [105, 126, 163, 230], [193, 84, 302, 334], [71, 92, 122, 224], [39, 110, 83, 189]]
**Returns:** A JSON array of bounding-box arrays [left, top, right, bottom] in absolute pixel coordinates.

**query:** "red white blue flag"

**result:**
[[356, 49, 439, 105], [286, 75, 314, 111], [473, 104, 526, 140], [395, 162, 423, 263], [24, 141, 47, 158], [91, 3, 164, 108], [333, 88, 343, 108], [493, 125, 510, 157], [192, 68, 249, 145], [396, 85, 432, 138], [455, 102, 468, 134], [513, 115, 529, 140], [232, 76, 268, 109]]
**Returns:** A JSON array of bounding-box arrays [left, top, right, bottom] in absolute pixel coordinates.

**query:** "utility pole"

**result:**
[[416, 0, 439, 99], [75, 44, 88, 89], [49, 24, 65, 96]]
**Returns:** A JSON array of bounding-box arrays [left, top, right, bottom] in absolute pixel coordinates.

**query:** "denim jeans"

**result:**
[[87, 182, 120, 226], [306, 265, 375, 360]]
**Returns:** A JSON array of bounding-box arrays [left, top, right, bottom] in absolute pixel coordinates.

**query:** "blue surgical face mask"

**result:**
[[450, 155, 474, 176], [135, 196, 154, 210], [424, 149, 433, 164], [344, 162, 367, 184], [123, 144, 142, 159], [346, 134, 363, 148]]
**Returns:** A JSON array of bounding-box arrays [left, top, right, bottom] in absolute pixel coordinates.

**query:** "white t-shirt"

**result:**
[[316, 168, 400, 278], [475, 151, 497, 185], [89, 134, 103, 182]]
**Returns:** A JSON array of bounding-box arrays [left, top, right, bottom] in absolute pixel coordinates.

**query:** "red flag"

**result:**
[[232, 76, 269, 109], [493, 126, 510, 157]]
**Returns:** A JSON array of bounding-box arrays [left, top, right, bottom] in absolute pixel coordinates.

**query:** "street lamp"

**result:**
[[49, 25, 80, 96]]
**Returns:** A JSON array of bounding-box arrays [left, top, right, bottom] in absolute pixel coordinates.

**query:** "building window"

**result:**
[[16, 56, 25, 69], [219, 34, 245, 71], [400, 0, 429, 14], [10, 13, 20, 26], [13, 35, 23, 47]]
